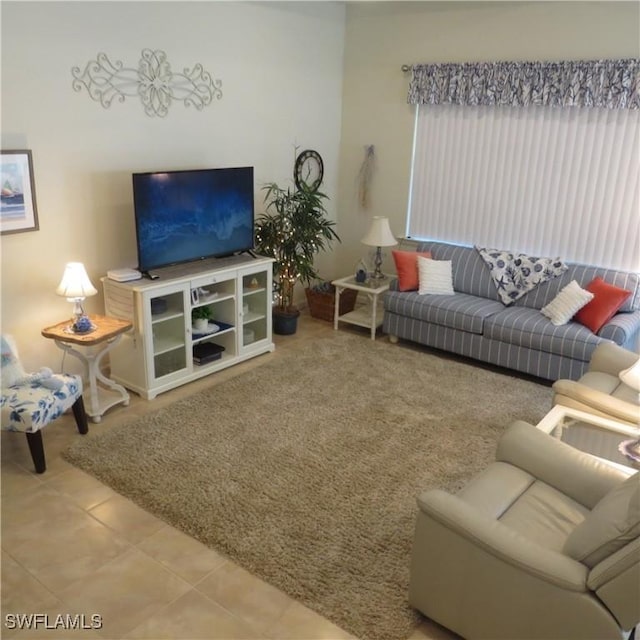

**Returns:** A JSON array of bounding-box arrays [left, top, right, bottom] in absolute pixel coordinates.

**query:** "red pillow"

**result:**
[[574, 277, 632, 333], [392, 250, 432, 291]]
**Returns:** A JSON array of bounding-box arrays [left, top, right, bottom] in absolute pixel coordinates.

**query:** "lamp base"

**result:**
[[370, 246, 387, 282], [368, 270, 387, 282]]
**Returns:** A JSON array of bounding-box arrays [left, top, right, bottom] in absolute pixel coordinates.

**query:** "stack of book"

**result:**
[[193, 342, 225, 365]]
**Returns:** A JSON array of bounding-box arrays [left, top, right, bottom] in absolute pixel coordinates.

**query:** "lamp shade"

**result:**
[[361, 217, 397, 247], [619, 358, 640, 391], [56, 262, 98, 299]]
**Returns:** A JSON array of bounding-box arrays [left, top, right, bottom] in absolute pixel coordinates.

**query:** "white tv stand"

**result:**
[[103, 255, 274, 400]]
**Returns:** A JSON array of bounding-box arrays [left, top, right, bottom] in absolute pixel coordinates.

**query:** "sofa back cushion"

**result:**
[[415, 241, 640, 314], [563, 473, 640, 568], [514, 264, 640, 313], [416, 241, 502, 301]]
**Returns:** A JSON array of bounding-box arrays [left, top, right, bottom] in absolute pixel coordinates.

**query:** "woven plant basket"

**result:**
[[305, 286, 358, 322]]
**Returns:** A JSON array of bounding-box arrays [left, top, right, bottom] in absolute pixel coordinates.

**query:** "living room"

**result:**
[[2, 2, 639, 639]]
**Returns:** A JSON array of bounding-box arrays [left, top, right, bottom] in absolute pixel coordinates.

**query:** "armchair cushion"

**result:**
[[496, 421, 629, 509], [563, 473, 640, 568], [1, 374, 83, 433]]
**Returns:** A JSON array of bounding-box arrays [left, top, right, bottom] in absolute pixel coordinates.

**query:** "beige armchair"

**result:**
[[552, 343, 639, 426], [409, 421, 639, 640]]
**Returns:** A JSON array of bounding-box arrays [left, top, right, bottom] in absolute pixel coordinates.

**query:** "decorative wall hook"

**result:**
[[71, 49, 223, 118]]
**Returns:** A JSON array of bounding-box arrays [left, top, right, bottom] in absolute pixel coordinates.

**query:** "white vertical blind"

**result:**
[[407, 104, 640, 271]]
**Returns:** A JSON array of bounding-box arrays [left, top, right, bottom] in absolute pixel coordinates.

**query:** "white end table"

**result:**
[[42, 314, 132, 423], [331, 275, 390, 340], [536, 405, 640, 472]]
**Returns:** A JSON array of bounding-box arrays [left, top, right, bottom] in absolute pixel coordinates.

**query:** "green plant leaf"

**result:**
[[254, 182, 340, 311]]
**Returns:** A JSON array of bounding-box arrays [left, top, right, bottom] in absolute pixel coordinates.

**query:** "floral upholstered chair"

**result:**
[[1, 334, 88, 473]]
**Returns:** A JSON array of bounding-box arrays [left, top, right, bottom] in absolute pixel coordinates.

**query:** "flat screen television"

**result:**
[[132, 166, 254, 273]]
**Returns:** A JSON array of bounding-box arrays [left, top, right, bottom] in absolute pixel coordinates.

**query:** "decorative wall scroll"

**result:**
[[1, 150, 39, 235], [72, 49, 223, 117]]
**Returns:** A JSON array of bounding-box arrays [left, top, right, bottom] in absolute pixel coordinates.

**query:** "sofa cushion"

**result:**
[[574, 277, 632, 333], [384, 291, 504, 334], [392, 250, 432, 292], [484, 306, 601, 361], [416, 241, 503, 301], [563, 473, 640, 568]]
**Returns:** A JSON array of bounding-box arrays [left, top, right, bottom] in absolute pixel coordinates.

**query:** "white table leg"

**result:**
[[54, 335, 130, 423], [334, 286, 342, 331], [370, 293, 378, 340]]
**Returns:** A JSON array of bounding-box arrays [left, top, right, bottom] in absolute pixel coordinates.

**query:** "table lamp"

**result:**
[[361, 216, 397, 282], [56, 262, 98, 333]]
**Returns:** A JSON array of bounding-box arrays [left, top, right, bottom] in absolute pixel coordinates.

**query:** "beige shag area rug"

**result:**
[[65, 333, 552, 640]]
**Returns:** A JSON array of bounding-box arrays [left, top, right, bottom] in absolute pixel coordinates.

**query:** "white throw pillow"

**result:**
[[418, 257, 455, 296], [541, 280, 594, 326]]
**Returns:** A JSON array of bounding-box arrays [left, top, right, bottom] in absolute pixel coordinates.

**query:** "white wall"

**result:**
[[1, 1, 345, 371], [2, 1, 638, 372], [336, 1, 640, 276]]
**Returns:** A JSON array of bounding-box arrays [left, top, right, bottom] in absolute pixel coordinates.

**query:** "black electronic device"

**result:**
[[132, 166, 255, 273], [192, 341, 225, 365]]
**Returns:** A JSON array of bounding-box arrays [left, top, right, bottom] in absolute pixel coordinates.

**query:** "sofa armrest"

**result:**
[[588, 342, 638, 376], [552, 379, 640, 425], [496, 421, 629, 509], [417, 488, 588, 591], [597, 311, 640, 346]]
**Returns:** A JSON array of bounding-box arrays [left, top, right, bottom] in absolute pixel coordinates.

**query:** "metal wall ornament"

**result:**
[[71, 49, 223, 118]]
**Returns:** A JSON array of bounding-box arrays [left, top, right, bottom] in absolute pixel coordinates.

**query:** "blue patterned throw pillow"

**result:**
[[476, 246, 568, 305]]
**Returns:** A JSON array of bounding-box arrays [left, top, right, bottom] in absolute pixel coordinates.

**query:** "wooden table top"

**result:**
[[41, 314, 132, 346]]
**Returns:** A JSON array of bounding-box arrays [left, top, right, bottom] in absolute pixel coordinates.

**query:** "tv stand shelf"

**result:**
[[102, 255, 274, 400]]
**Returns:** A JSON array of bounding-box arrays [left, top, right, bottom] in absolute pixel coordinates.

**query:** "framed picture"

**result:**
[[1, 150, 39, 235]]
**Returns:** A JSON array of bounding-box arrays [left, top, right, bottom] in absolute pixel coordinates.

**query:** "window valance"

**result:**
[[407, 59, 639, 109]]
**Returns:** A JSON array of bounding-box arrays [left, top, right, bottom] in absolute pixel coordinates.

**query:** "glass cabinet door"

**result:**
[[240, 268, 269, 348], [146, 288, 189, 380]]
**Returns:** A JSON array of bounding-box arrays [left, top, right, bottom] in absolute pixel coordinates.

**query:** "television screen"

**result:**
[[132, 166, 254, 272]]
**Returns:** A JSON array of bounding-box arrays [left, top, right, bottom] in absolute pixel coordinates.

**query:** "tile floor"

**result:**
[[2, 315, 456, 640]]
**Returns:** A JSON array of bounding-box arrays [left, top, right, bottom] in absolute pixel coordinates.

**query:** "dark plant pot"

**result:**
[[273, 309, 300, 335]]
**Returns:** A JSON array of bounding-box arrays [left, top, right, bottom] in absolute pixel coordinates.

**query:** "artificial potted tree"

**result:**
[[254, 183, 340, 335]]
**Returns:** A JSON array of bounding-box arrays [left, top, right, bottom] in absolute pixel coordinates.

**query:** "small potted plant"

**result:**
[[191, 305, 212, 332], [254, 183, 340, 334]]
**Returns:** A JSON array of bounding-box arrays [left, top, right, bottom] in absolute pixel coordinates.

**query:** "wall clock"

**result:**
[[294, 149, 324, 192]]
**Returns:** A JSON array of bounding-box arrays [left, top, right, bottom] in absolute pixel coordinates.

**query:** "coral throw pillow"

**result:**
[[574, 277, 632, 333], [392, 250, 432, 291]]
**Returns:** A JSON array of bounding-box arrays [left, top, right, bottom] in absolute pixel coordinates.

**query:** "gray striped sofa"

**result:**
[[383, 241, 640, 381]]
